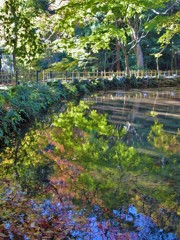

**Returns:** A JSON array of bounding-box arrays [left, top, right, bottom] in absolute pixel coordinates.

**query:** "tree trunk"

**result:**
[[121, 45, 130, 76], [11, 2, 18, 85], [130, 14, 144, 69], [115, 40, 121, 71], [156, 57, 160, 79], [136, 43, 144, 69], [124, 53, 130, 76], [13, 52, 18, 85]]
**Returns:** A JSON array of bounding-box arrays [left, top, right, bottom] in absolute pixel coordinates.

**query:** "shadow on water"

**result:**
[[0, 89, 179, 238]]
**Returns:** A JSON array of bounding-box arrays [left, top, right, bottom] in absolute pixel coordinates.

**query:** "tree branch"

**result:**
[[151, 0, 179, 15]]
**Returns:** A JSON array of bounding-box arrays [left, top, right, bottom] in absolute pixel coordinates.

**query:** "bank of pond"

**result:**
[[0, 78, 179, 239]]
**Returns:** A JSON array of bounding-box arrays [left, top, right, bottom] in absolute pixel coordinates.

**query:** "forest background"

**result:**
[[0, 0, 180, 76]]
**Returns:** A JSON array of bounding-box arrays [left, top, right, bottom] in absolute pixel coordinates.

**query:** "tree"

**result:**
[[145, 0, 180, 47], [52, 0, 138, 75], [50, 0, 180, 74], [144, 0, 180, 72], [51, 0, 162, 73], [0, 0, 44, 83]]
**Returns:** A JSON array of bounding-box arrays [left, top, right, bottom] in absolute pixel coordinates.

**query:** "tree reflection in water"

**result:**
[[0, 98, 179, 239]]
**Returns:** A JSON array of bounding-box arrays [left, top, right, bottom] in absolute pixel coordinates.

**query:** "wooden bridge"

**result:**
[[0, 69, 180, 86]]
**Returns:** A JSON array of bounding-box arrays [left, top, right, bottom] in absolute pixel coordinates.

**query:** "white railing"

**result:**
[[0, 70, 180, 85]]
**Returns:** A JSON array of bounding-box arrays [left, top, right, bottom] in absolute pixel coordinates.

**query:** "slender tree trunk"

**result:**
[[156, 57, 160, 79], [104, 51, 107, 71], [11, 2, 18, 85], [121, 45, 130, 76], [115, 40, 121, 71], [13, 52, 18, 85], [124, 53, 130, 76]]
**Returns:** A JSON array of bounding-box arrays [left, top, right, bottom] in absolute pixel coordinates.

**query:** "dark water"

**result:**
[[0, 88, 180, 239]]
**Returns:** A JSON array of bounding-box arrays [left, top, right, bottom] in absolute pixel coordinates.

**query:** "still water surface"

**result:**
[[0, 88, 179, 239], [84, 88, 180, 238], [85, 88, 180, 156]]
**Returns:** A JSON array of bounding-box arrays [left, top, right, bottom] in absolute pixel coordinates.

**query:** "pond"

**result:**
[[84, 88, 180, 155], [0, 88, 179, 239]]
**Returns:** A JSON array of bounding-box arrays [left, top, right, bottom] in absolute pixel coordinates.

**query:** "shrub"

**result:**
[[0, 84, 64, 148]]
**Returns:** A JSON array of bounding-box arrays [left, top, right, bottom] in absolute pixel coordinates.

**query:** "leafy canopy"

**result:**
[[0, 0, 44, 66]]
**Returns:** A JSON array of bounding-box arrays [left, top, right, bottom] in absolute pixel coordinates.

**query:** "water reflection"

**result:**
[[84, 89, 180, 236], [0, 127, 55, 196], [0, 95, 179, 238], [85, 88, 180, 150]]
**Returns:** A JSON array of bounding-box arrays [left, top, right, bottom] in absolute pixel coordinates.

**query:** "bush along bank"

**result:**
[[0, 84, 65, 148], [48, 75, 180, 93], [0, 76, 179, 148]]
